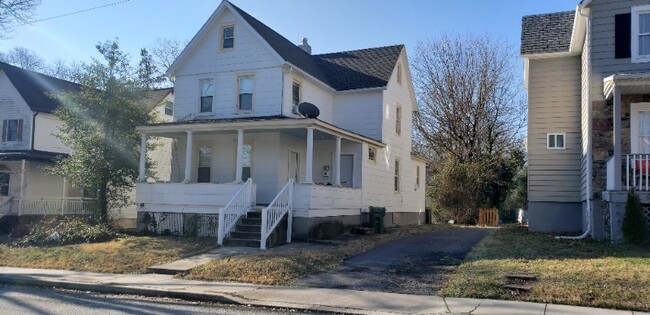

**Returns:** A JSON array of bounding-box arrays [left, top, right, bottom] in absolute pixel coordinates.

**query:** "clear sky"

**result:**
[[1, 0, 579, 71]]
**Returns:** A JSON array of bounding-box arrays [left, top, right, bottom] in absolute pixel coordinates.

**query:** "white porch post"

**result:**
[[235, 129, 244, 183], [305, 128, 314, 184], [138, 133, 147, 182], [613, 85, 622, 190], [334, 136, 341, 186], [183, 130, 193, 184]]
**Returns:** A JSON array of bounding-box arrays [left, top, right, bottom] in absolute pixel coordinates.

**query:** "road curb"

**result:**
[[0, 275, 384, 315]]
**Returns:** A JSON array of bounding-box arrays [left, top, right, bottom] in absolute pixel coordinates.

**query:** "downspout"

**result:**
[[31, 112, 38, 150], [557, 6, 592, 240]]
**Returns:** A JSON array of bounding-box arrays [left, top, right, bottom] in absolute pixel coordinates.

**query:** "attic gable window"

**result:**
[[632, 5, 650, 63], [222, 25, 234, 50]]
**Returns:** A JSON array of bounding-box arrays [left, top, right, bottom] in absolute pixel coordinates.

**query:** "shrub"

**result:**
[[622, 190, 649, 244], [16, 217, 116, 247]]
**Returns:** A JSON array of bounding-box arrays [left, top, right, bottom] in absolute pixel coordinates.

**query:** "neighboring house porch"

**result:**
[[135, 117, 386, 246], [599, 74, 650, 241]]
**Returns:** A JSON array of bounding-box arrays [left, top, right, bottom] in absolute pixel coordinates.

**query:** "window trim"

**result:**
[[236, 74, 255, 113], [292, 81, 301, 106], [221, 24, 235, 51], [632, 5, 650, 63], [396, 63, 402, 85], [546, 133, 566, 150], [198, 78, 215, 115], [368, 146, 377, 163], [3, 119, 22, 143], [395, 104, 402, 136]]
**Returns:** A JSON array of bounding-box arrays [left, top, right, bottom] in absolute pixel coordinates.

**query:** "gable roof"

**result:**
[[521, 10, 575, 56], [141, 87, 173, 110], [0, 61, 81, 114], [173, 1, 404, 92]]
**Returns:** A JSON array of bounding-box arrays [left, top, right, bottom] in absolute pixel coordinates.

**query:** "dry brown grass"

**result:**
[[0, 236, 217, 274], [440, 226, 650, 312], [185, 224, 448, 285]]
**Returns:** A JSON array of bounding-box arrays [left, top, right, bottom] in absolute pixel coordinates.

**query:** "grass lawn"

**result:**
[[440, 225, 650, 312], [0, 236, 218, 274], [185, 224, 448, 285]]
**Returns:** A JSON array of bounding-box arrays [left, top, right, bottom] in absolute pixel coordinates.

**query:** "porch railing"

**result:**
[[609, 154, 650, 191], [260, 179, 294, 250], [11, 197, 99, 216], [217, 178, 253, 245]]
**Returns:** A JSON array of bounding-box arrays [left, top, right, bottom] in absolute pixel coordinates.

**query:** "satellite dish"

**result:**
[[298, 102, 320, 118]]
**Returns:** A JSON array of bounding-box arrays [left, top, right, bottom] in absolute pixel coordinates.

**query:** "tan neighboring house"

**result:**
[[0, 61, 174, 230], [522, 0, 650, 241]]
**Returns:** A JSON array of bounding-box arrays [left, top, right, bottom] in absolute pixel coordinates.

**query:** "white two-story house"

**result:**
[[0, 61, 174, 230], [134, 0, 427, 247]]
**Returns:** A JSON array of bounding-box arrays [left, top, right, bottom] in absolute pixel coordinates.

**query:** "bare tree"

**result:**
[[149, 37, 186, 87], [412, 34, 526, 223], [0, 46, 44, 70], [413, 34, 525, 164], [43, 59, 83, 82], [0, 0, 41, 38]]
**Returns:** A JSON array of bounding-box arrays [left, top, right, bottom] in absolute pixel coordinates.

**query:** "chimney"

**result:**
[[298, 37, 312, 54]]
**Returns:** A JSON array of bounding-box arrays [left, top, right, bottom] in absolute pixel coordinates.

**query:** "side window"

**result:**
[[394, 159, 400, 192], [200, 79, 214, 113], [164, 101, 174, 116], [416, 165, 420, 189], [0, 172, 9, 196], [632, 5, 650, 63], [238, 76, 254, 111], [395, 105, 402, 135], [547, 133, 566, 149], [222, 25, 234, 50], [292, 82, 301, 106], [2, 119, 23, 142]]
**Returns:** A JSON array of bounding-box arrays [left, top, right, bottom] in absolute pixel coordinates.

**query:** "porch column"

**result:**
[[305, 128, 314, 184], [334, 136, 341, 186], [138, 133, 147, 182], [613, 85, 622, 190], [235, 129, 244, 183], [183, 130, 193, 184]]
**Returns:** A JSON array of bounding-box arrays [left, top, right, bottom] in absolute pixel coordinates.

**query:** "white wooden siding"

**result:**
[[528, 57, 582, 202], [0, 71, 33, 151], [33, 113, 70, 154], [333, 91, 383, 141]]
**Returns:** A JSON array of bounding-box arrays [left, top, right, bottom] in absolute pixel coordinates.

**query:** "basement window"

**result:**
[[547, 133, 566, 149]]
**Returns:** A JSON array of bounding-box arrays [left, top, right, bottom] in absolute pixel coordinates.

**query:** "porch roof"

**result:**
[[604, 73, 650, 99], [136, 116, 385, 147], [0, 150, 66, 161]]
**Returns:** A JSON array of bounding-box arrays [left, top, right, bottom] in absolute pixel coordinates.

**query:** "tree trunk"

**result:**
[[98, 181, 109, 222]]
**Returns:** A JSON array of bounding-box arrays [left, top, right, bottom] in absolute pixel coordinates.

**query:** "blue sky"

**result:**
[[1, 0, 578, 70]]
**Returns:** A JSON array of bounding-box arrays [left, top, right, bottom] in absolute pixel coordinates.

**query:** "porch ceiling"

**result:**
[[137, 117, 384, 147], [604, 73, 650, 99]]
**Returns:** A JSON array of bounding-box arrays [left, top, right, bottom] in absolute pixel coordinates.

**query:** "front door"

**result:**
[[340, 155, 354, 187], [289, 151, 300, 182], [631, 103, 650, 154]]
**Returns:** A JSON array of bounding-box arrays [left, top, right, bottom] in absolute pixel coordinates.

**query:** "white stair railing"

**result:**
[[218, 178, 253, 245], [260, 179, 294, 250]]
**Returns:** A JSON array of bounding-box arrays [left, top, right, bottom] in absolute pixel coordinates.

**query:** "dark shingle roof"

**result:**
[[521, 10, 575, 55], [0, 149, 67, 161], [0, 61, 81, 114], [228, 1, 402, 91], [141, 87, 173, 110]]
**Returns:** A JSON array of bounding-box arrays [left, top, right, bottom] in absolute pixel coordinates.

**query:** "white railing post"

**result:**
[[218, 207, 225, 245], [261, 207, 268, 250], [287, 179, 294, 243], [627, 154, 630, 190]]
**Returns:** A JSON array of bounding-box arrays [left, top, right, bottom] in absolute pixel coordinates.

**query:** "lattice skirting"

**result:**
[[137, 212, 219, 237]]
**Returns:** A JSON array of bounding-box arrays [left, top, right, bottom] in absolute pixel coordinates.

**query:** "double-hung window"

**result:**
[[164, 101, 174, 116], [396, 105, 402, 135], [633, 5, 650, 63], [2, 119, 22, 142], [238, 76, 254, 111], [0, 172, 9, 196], [394, 159, 400, 192], [292, 82, 301, 106], [200, 79, 214, 113], [222, 25, 234, 50]]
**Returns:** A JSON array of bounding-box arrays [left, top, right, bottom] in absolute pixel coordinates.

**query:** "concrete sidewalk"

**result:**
[[0, 267, 645, 315]]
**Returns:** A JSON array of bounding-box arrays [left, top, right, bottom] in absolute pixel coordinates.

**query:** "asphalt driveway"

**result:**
[[293, 226, 492, 295]]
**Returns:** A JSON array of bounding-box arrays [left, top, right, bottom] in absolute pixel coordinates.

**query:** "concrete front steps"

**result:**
[[223, 207, 288, 249]]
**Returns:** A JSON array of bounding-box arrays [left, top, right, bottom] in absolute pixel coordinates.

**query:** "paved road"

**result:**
[[0, 284, 325, 315], [294, 227, 491, 295]]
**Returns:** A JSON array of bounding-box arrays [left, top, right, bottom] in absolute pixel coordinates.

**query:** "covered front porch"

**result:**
[[134, 117, 382, 243], [600, 73, 650, 242]]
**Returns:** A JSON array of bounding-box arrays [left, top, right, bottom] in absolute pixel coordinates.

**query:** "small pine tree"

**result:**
[[622, 190, 649, 244]]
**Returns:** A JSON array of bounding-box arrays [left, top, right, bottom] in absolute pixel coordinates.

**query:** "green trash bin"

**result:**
[[369, 206, 386, 234]]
